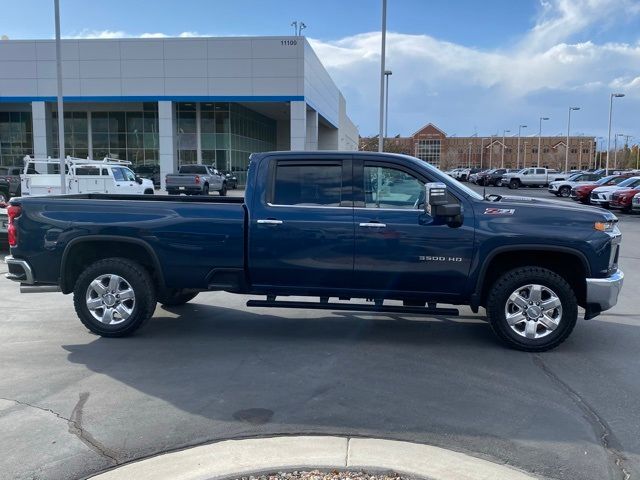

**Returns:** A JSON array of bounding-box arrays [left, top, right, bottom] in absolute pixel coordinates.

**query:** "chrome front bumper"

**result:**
[[586, 269, 624, 312]]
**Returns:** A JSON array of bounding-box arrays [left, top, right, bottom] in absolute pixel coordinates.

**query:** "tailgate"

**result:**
[[165, 175, 199, 187]]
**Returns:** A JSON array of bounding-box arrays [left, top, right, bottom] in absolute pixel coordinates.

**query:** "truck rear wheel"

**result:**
[[157, 288, 199, 306], [73, 258, 156, 337], [486, 266, 577, 351]]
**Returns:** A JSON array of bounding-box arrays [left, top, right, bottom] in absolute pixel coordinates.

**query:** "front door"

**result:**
[[249, 157, 354, 291], [353, 160, 475, 297]]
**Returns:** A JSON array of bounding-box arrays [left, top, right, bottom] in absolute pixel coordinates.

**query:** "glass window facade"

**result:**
[[415, 139, 441, 166], [52, 104, 158, 166], [177, 102, 276, 185], [0, 111, 33, 166]]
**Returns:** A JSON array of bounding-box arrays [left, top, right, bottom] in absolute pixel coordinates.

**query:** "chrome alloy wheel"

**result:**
[[85, 274, 136, 325], [504, 284, 562, 339]]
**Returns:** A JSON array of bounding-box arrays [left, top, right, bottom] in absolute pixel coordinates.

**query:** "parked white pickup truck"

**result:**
[[21, 156, 155, 197], [501, 168, 569, 189]]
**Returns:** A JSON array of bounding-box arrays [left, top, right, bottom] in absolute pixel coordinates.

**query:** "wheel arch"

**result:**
[[60, 236, 164, 294], [472, 245, 590, 308]]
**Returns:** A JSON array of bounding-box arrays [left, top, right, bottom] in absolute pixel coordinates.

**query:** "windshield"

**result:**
[[596, 175, 618, 185], [567, 173, 583, 181], [618, 177, 640, 188], [180, 165, 207, 174]]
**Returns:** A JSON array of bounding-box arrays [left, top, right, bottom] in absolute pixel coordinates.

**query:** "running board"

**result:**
[[246, 299, 459, 316]]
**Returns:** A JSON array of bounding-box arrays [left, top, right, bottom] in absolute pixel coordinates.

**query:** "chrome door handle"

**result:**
[[359, 222, 387, 228], [257, 219, 283, 225]]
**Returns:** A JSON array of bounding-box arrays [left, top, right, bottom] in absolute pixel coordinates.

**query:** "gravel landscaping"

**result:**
[[235, 470, 419, 480]]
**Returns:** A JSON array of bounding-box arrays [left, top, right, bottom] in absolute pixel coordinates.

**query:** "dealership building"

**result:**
[[0, 36, 358, 186]]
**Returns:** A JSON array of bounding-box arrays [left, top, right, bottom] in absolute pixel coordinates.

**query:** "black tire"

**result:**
[[559, 186, 571, 197], [219, 183, 228, 196], [73, 257, 156, 337], [508, 179, 520, 189], [202, 183, 210, 196], [158, 288, 199, 306], [495, 179, 502, 187], [144, 189, 154, 195], [486, 266, 578, 352]]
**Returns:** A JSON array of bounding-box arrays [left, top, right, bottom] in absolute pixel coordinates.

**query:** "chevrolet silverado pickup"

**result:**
[[5, 151, 624, 351]]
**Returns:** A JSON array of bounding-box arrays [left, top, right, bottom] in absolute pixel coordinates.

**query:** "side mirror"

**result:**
[[425, 183, 462, 224], [135, 176, 143, 184]]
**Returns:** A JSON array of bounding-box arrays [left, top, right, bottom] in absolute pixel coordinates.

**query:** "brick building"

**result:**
[[360, 123, 597, 171]]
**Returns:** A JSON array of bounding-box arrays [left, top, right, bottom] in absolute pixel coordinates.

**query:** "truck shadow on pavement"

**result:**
[[59, 301, 637, 480]]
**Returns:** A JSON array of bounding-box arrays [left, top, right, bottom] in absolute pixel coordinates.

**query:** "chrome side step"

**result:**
[[246, 299, 459, 316], [20, 285, 61, 294]]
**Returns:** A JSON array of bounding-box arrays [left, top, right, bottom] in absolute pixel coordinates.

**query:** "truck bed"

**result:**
[[10, 193, 247, 289]]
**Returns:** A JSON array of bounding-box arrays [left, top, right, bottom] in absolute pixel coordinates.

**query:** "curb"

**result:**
[[90, 436, 539, 480]]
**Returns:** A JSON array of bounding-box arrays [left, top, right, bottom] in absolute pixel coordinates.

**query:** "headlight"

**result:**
[[594, 221, 616, 232]]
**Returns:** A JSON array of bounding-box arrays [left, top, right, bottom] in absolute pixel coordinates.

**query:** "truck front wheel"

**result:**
[[508, 179, 520, 189], [73, 258, 157, 337], [486, 266, 577, 351], [219, 183, 228, 196], [157, 288, 199, 306]]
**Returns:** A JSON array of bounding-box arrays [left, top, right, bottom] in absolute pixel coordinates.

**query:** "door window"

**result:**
[[363, 165, 424, 209], [122, 168, 137, 181], [536, 169, 546, 174], [112, 168, 126, 182], [272, 163, 342, 206]]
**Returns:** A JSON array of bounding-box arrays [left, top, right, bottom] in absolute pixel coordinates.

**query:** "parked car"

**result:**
[[571, 175, 632, 204], [0, 165, 22, 197], [0, 190, 7, 245], [468, 169, 489, 184], [477, 168, 518, 187], [609, 186, 640, 213], [21, 156, 155, 196], [632, 192, 640, 213], [5, 151, 624, 352], [502, 168, 569, 189], [548, 172, 603, 197], [590, 176, 640, 208], [166, 164, 227, 196], [220, 170, 238, 189], [0, 178, 10, 204], [134, 165, 160, 187]]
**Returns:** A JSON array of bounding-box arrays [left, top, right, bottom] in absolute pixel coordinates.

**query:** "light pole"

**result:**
[[524, 141, 529, 166], [565, 107, 580, 172], [606, 93, 625, 174], [516, 124, 527, 169], [537, 117, 549, 167], [384, 70, 392, 138], [480, 137, 488, 169], [501, 129, 510, 168], [467, 142, 472, 168], [489, 135, 494, 169], [378, 0, 387, 153], [614, 133, 625, 169], [54, 0, 66, 193], [578, 140, 583, 170]]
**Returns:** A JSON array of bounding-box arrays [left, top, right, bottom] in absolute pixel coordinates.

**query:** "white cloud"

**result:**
[[67, 30, 204, 40], [308, 0, 640, 136]]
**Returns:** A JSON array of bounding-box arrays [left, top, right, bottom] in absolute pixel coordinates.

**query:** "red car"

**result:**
[[610, 187, 640, 212], [571, 175, 631, 204]]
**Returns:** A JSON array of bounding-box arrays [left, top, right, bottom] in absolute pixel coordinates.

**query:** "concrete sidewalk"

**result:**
[[90, 436, 540, 480]]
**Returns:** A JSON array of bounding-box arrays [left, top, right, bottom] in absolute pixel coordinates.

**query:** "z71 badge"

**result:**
[[484, 208, 515, 215]]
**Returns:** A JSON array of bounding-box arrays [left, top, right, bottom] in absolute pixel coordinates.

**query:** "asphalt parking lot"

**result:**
[[1, 186, 639, 480]]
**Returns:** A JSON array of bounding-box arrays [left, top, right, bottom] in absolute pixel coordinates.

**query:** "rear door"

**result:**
[[249, 156, 354, 291], [352, 158, 474, 297]]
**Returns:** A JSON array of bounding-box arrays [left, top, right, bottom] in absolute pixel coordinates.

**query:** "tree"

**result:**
[[359, 136, 412, 154]]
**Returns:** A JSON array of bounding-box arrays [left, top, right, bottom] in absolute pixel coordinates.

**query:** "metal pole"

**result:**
[[606, 94, 624, 174], [467, 142, 471, 168], [54, 0, 66, 193], [537, 117, 548, 168], [516, 125, 526, 169], [524, 142, 528, 165], [480, 137, 486, 169], [489, 135, 493, 169], [384, 71, 392, 138], [579, 140, 583, 170], [501, 130, 510, 168], [565, 107, 579, 172], [377, 0, 387, 153], [614, 134, 619, 170]]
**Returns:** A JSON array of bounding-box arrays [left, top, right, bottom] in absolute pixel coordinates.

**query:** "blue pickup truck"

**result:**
[[5, 151, 624, 351]]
